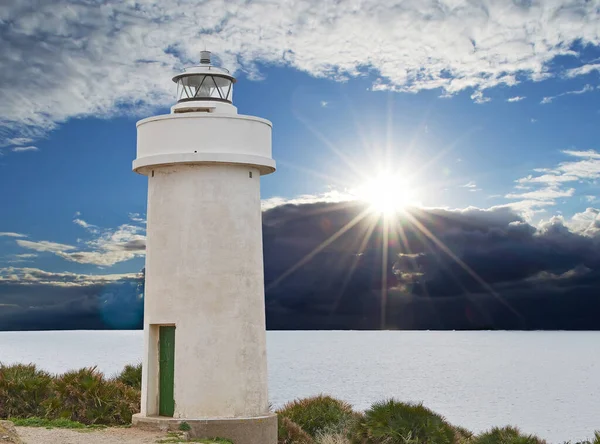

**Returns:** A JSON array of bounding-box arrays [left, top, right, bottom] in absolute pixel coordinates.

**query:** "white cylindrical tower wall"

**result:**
[[142, 163, 268, 418]]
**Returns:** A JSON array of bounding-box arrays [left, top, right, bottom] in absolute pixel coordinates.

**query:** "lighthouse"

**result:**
[[132, 51, 277, 444]]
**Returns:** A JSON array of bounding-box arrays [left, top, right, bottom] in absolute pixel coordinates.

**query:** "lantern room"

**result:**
[[171, 51, 237, 114]]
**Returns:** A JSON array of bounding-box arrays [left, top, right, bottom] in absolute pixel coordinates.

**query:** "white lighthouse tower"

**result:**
[[132, 51, 277, 444]]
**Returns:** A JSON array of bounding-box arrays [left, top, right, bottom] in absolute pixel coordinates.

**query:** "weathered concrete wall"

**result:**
[[141, 163, 270, 419]]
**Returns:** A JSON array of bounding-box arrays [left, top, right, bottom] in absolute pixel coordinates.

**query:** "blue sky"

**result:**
[[1, 0, 600, 288]]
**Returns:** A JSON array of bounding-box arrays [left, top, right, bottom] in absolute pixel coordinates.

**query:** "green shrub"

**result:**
[[455, 426, 475, 443], [278, 416, 314, 444], [317, 431, 352, 444], [0, 363, 53, 418], [277, 395, 354, 438], [114, 364, 142, 390], [352, 399, 457, 444], [473, 426, 546, 444], [42, 367, 139, 425]]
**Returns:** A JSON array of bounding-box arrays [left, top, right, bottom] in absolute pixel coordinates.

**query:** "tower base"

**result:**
[[132, 413, 277, 444]]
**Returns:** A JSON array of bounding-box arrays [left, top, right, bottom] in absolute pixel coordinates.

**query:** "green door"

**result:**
[[159, 326, 175, 417]]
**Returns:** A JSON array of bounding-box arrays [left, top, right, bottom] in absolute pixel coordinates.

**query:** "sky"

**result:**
[[1, 0, 600, 330]]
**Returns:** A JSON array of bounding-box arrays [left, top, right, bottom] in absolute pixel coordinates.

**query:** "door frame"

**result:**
[[144, 323, 176, 417]]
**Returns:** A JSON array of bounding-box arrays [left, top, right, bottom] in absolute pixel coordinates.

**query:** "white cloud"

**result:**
[[11, 146, 39, 152], [506, 187, 575, 200], [320, 101, 329, 108], [565, 63, 600, 78], [6, 253, 38, 264], [491, 199, 555, 222], [460, 180, 481, 192], [16, 239, 76, 253], [2, 0, 600, 140], [561, 149, 600, 159], [128, 213, 146, 224], [541, 84, 595, 104], [15, 219, 146, 266], [470, 90, 491, 104], [59, 223, 146, 266], [73, 218, 99, 234], [564, 208, 600, 237], [0, 232, 27, 238], [507, 96, 526, 102], [262, 190, 354, 211], [0, 266, 140, 287], [507, 149, 600, 215], [516, 174, 579, 185], [4, 137, 34, 146]]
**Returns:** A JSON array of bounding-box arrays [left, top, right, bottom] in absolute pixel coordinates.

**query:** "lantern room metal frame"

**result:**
[[173, 70, 236, 104]]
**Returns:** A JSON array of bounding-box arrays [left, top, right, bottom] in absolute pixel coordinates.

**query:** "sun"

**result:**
[[356, 171, 418, 216]]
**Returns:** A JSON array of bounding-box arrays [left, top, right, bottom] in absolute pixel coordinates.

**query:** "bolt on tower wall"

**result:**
[[132, 52, 277, 444]]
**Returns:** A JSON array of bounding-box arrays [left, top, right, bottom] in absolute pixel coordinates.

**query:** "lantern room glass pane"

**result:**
[[176, 75, 233, 102]]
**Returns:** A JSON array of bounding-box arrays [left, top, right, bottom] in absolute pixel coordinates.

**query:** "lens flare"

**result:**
[[356, 172, 418, 216]]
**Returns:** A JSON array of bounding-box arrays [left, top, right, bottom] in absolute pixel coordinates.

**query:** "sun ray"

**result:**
[[342, 92, 380, 168], [328, 213, 379, 316], [403, 211, 523, 319], [385, 91, 395, 168], [398, 102, 434, 163], [355, 171, 419, 216], [411, 125, 482, 180], [380, 216, 390, 329], [393, 218, 423, 280], [275, 159, 356, 191], [266, 207, 373, 291], [293, 111, 366, 180]]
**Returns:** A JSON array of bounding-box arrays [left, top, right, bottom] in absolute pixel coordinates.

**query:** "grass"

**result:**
[[10, 416, 108, 434], [9, 417, 93, 429]]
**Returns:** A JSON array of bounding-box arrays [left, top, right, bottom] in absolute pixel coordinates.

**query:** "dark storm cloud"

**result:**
[[0, 275, 144, 330], [262, 202, 600, 330], [2, 202, 600, 330]]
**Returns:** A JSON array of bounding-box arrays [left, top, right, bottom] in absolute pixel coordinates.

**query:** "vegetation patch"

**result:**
[[0, 363, 140, 427], [0, 363, 53, 419], [352, 399, 457, 444], [42, 366, 139, 425], [473, 426, 546, 444], [278, 416, 314, 444], [2, 363, 600, 443], [316, 431, 351, 444], [114, 363, 142, 391], [277, 395, 354, 438]]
